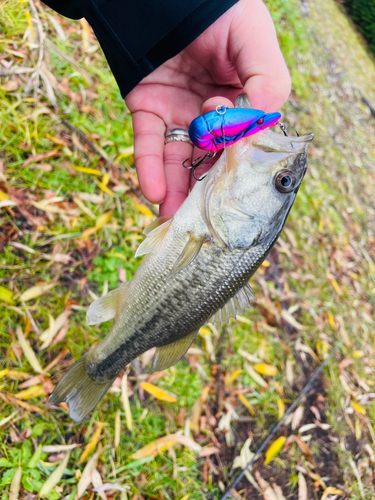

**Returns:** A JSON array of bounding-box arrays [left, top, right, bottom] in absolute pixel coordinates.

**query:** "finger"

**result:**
[[229, 0, 291, 112], [132, 110, 166, 204], [160, 141, 194, 217]]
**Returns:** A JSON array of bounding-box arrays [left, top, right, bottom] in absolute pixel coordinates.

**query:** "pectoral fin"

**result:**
[[143, 215, 173, 235], [135, 219, 172, 258], [170, 234, 206, 278], [151, 331, 198, 372], [86, 285, 129, 326]]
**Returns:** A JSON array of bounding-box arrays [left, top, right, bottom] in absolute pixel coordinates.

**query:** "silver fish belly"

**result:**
[[49, 97, 313, 422]]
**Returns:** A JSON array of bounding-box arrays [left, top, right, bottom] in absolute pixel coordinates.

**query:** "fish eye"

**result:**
[[275, 170, 297, 193], [257, 117, 264, 125]]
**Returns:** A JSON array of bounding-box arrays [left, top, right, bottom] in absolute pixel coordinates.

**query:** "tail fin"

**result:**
[[49, 356, 115, 422]]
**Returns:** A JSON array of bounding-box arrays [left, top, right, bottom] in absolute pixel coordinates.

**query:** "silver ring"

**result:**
[[164, 128, 193, 146]]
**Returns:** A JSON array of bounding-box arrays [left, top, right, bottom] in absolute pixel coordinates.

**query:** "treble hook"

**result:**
[[182, 151, 216, 181], [279, 123, 288, 137]]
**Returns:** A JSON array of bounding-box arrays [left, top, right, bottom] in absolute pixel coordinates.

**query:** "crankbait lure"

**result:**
[[184, 104, 281, 180]]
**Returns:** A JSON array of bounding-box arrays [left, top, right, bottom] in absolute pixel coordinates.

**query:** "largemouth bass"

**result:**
[[50, 95, 313, 422]]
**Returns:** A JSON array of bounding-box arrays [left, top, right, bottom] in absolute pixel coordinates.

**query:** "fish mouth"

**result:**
[[259, 112, 282, 130]]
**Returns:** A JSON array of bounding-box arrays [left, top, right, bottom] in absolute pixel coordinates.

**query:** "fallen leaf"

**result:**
[[291, 406, 304, 430], [254, 363, 278, 376], [14, 385, 45, 400], [238, 393, 255, 415], [245, 363, 268, 388], [42, 444, 78, 453], [320, 486, 344, 500], [76, 447, 101, 500], [140, 382, 177, 403], [0, 80, 19, 92], [72, 166, 101, 175], [198, 447, 220, 457], [131, 433, 201, 459], [265, 436, 286, 465], [9, 465, 22, 500], [121, 374, 132, 432], [78, 422, 105, 464], [22, 149, 60, 168], [0, 286, 14, 304], [298, 472, 308, 500], [39, 452, 71, 498], [19, 282, 57, 302], [277, 399, 285, 420], [351, 401, 366, 415], [16, 326, 43, 373]]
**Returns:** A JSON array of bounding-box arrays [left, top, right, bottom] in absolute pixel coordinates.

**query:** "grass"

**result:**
[[0, 0, 375, 498]]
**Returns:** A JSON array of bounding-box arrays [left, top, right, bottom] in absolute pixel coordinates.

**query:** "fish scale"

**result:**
[[49, 95, 313, 422]]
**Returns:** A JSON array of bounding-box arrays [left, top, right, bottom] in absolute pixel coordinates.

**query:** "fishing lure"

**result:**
[[184, 105, 281, 180]]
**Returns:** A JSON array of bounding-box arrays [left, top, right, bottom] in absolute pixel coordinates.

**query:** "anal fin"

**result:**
[[151, 331, 198, 372], [86, 284, 129, 326]]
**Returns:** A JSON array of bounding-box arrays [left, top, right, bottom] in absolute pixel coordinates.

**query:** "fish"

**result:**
[[49, 94, 314, 422]]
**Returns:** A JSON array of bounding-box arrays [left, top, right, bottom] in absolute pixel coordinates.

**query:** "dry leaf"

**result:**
[[78, 422, 105, 464], [298, 472, 308, 500], [0, 286, 14, 304], [121, 374, 132, 432], [238, 393, 255, 415], [42, 444, 78, 453], [265, 436, 286, 465], [39, 452, 70, 498], [321, 486, 344, 500], [291, 406, 304, 430], [245, 363, 268, 387], [198, 447, 220, 457], [254, 363, 278, 376], [351, 401, 366, 415], [92, 468, 107, 500], [0, 80, 19, 92], [140, 382, 177, 403], [22, 149, 60, 168], [19, 282, 57, 302], [9, 465, 22, 500], [76, 446, 101, 500], [135, 204, 154, 217], [15, 385, 45, 400], [15, 326, 43, 373], [131, 433, 201, 459], [277, 399, 285, 420], [255, 472, 278, 500]]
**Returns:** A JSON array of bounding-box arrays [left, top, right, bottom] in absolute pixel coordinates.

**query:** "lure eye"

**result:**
[[275, 170, 297, 193], [257, 117, 264, 125]]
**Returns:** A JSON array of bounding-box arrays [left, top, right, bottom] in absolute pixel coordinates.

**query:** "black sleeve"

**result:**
[[42, 0, 238, 98]]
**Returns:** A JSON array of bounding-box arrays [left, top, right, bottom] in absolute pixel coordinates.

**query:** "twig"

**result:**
[[219, 340, 344, 500], [357, 89, 375, 119], [61, 119, 157, 215]]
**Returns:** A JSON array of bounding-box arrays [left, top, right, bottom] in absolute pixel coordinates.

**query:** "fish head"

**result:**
[[206, 129, 314, 250]]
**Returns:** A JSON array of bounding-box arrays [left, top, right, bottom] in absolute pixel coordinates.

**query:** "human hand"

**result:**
[[125, 0, 291, 217]]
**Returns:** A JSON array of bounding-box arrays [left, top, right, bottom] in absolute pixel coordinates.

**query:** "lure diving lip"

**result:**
[[188, 106, 282, 152]]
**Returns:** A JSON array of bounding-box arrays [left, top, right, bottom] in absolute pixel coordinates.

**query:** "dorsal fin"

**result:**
[[143, 215, 173, 236], [208, 283, 256, 329], [150, 331, 198, 372], [86, 284, 129, 326], [170, 234, 206, 278], [135, 218, 172, 258]]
